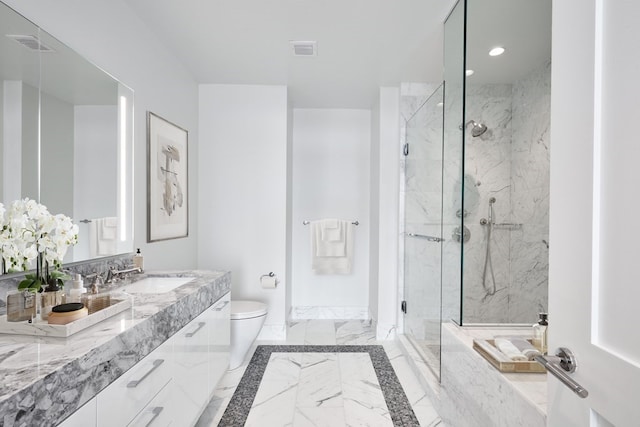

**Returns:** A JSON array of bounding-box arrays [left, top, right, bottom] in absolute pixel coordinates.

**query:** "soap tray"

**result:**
[[473, 338, 546, 373], [0, 293, 132, 338]]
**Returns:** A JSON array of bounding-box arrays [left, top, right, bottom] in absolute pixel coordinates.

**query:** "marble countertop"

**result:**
[[443, 323, 547, 415], [0, 269, 231, 427]]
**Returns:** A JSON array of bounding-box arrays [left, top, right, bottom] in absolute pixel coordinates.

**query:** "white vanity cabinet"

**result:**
[[172, 292, 231, 425], [207, 293, 231, 396], [58, 397, 97, 427], [96, 337, 174, 426], [67, 292, 230, 427]]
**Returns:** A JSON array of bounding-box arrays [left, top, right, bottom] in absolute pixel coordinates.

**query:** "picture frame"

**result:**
[[147, 111, 189, 242]]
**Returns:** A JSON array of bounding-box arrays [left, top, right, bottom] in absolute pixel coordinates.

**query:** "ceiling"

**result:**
[[124, 0, 457, 109]]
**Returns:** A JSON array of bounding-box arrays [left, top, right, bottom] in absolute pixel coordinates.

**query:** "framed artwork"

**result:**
[[147, 111, 189, 242]]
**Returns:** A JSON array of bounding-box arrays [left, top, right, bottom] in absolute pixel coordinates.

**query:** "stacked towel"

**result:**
[[508, 338, 542, 360], [494, 338, 528, 361], [311, 219, 354, 274]]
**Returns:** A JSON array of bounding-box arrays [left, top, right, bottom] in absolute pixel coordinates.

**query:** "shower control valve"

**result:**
[[480, 218, 488, 225]]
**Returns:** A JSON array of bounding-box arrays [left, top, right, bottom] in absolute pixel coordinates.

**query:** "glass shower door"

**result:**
[[403, 84, 444, 378]]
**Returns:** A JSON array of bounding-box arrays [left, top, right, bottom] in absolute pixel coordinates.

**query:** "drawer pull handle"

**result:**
[[212, 300, 229, 311], [185, 322, 206, 338], [139, 406, 163, 427], [127, 359, 164, 388]]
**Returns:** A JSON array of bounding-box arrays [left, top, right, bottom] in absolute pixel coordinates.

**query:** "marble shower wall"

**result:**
[[463, 61, 551, 323]]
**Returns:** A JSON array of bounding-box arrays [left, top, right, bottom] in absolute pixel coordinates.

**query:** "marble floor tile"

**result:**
[[339, 353, 391, 423], [297, 353, 343, 408], [244, 378, 298, 426], [286, 321, 307, 345], [292, 406, 347, 427], [335, 320, 377, 345], [201, 321, 440, 426], [304, 320, 337, 345]]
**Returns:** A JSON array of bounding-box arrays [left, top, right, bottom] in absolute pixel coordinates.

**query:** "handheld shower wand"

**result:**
[[481, 197, 498, 299]]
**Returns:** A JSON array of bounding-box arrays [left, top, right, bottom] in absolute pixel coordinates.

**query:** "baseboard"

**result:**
[[290, 306, 369, 320]]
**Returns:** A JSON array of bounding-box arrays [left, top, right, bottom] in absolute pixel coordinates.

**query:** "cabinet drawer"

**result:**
[[97, 341, 173, 427], [58, 397, 97, 427], [172, 308, 211, 423], [127, 380, 174, 427], [209, 293, 230, 395]]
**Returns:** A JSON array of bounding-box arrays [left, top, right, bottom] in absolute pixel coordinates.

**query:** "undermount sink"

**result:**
[[119, 277, 194, 294]]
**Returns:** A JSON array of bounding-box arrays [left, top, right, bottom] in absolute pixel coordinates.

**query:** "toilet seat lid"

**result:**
[[231, 300, 268, 320]]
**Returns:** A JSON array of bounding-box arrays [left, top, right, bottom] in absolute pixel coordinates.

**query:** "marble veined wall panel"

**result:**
[[509, 61, 551, 322], [463, 84, 513, 323], [462, 62, 551, 323]]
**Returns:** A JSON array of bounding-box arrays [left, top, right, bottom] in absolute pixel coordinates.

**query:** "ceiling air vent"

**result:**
[[290, 40, 317, 57], [6, 35, 55, 52]]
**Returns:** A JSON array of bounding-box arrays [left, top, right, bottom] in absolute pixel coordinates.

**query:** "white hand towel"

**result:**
[[96, 217, 117, 256], [321, 218, 342, 242], [311, 221, 354, 274], [314, 220, 346, 257], [494, 338, 527, 361]]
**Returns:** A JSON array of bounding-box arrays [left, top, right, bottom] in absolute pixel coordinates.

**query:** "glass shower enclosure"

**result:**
[[402, 84, 445, 377]]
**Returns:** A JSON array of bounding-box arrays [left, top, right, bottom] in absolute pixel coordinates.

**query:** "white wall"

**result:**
[[291, 109, 371, 309], [377, 87, 400, 339], [369, 98, 381, 322], [5, 0, 200, 270], [198, 84, 288, 337]]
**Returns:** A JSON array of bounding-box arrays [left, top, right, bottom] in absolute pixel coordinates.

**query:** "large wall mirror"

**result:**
[[0, 1, 134, 268]]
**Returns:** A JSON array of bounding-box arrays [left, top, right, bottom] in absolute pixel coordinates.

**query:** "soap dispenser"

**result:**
[[67, 274, 87, 303], [133, 248, 144, 271], [532, 312, 548, 354]]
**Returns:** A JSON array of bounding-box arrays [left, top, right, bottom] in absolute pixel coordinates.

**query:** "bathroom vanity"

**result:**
[[0, 270, 231, 427]]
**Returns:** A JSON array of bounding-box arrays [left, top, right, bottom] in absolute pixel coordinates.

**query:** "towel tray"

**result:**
[[473, 339, 546, 373]]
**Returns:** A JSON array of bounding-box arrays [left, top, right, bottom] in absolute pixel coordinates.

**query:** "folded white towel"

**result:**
[[508, 338, 542, 360], [494, 338, 527, 361], [311, 221, 354, 274], [314, 220, 346, 257], [321, 219, 343, 242], [95, 217, 117, 256]]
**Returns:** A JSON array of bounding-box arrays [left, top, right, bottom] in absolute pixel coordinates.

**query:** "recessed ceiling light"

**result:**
[[437, 102, 444, 108], [466, 69, 475, 76], [489, 47, 505, 56]]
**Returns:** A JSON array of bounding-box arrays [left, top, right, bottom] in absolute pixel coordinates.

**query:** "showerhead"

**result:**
[[467, 120, 488, 137]]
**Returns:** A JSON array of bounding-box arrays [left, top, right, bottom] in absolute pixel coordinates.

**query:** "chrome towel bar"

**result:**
[[303, 220, 359, 226]]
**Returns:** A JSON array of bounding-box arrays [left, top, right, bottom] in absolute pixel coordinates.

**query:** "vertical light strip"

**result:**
[[119, 95, 127, 241], [36, 30, 42, 203], [591, 0, 604, 344]]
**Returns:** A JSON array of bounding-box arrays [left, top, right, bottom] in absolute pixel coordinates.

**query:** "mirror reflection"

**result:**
[[462, 0, 552, 323], [0, 2, 133, 268]]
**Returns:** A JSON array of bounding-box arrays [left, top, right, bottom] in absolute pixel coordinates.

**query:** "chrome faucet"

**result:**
[[106, 266, 142, 283]]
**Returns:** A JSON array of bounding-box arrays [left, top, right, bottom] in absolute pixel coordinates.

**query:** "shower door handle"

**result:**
[[406, 233, 444, 242]]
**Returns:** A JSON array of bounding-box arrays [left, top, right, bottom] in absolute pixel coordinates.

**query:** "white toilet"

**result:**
[[230, 300, 268, 370]]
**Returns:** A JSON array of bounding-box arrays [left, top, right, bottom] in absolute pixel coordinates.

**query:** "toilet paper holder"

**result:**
[[260, 272, 278, 288]]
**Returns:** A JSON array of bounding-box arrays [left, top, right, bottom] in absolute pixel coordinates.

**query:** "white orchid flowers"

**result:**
[[0, 199, 79, 290]]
